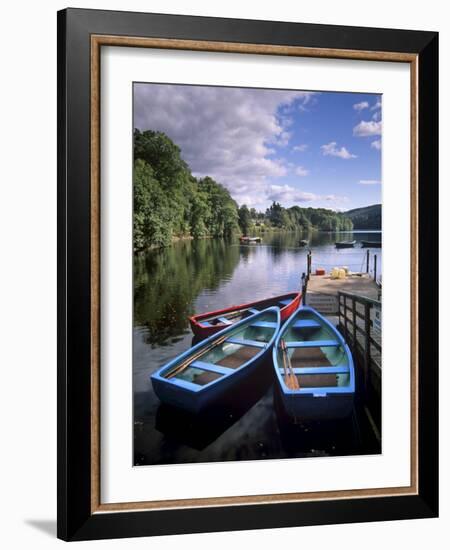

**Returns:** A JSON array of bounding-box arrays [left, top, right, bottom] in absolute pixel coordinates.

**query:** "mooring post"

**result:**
[[307, 250, 312, 280], [301, 272, 307, 305], [366, 249, 370, 273], [373, 254, 377, 282]]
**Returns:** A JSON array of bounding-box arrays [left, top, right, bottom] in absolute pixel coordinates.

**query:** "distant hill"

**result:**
[[344, 204, 381, 230]]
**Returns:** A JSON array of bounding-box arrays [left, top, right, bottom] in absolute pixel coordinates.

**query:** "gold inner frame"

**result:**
[[90, 35, 419, 514]]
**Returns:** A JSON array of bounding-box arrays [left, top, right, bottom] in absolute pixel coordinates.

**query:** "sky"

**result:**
[[134, 83, 382, 211]]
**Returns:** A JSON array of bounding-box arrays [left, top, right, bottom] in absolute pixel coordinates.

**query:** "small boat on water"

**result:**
[[239, 236, 261, 244], [298, 239, 308, 247], [335, 240, 356, 249], [151, 307, 280, 414], [273, 306, 355, 420], [189, 291, 301, 338], [361, 240, 382, 248]]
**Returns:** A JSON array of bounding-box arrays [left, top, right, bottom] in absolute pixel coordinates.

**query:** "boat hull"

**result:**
[[277, 387, 354, 420], [273, 306, 355, 421], [152, 351, 269, 414], [152, 307, 281, 414], [239, 236, 261, 244], [335, 241, 355, 249], [189, 292, 301, 339], [361, 240, 382, 248]]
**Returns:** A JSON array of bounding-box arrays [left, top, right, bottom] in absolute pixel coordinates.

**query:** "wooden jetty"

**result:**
[[305, 273, 380, 314], [303, 269, 382, 442]]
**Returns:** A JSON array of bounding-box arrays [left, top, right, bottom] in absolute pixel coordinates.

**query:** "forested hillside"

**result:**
[[344, 204, 381, 230]]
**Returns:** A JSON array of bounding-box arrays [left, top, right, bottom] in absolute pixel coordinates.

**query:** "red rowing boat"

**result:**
[[189, 291, 302, 338]]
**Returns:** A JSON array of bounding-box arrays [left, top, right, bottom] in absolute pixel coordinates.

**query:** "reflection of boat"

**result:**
[[298, 239, 308, 247], [151, 307, 280, 414], [154, 362, 273, 450], [239, 236, 261, 244], [360, 240, 382, 248], [189, 291, 301, 338], [335, 240, 356, 248], [273, 306, 355, 420]]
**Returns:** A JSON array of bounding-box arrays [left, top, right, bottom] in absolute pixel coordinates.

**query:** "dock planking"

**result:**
[[305, 273, 380, 315]]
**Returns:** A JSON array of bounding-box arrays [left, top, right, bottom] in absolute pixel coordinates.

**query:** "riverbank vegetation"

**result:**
[[134, 129, 354, 251]]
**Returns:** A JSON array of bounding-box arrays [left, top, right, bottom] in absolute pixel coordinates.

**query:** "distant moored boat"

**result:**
[[361, 240, 382, 248], [239, 236, 261, 244], [335, 240, 356, 249], [298, 239, 308, 247]]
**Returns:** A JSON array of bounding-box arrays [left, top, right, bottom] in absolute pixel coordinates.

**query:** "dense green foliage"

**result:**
[[134, 129, 239, 250], [263, 202, 353, 232], [345, 204, 381, 230], [238, 205, 252, 235], [134, 129, 354, 250]]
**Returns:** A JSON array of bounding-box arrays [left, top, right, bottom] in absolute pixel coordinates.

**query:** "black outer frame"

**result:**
[[57, 8, 438, 541]]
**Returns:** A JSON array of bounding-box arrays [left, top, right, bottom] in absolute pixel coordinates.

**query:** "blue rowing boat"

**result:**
[[151, 307, 281, 414], [273, 306, 355, 420]]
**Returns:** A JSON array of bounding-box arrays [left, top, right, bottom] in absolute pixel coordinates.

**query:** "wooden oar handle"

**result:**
[[166, 333, 229, 379]]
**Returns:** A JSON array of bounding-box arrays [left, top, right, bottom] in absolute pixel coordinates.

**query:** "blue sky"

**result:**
[[134, 84, 381, 211]]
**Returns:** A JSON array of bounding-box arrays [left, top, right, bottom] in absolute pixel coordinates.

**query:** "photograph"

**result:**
[[132, 82, 383, 466]]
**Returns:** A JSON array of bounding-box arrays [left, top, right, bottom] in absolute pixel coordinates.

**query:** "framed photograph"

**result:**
[[57, 8, 438, 541]]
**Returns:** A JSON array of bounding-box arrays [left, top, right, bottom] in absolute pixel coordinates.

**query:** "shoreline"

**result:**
[[135, 227, 381, 254]]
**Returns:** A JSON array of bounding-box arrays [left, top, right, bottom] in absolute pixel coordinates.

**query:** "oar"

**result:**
[[202, 308, 252, 324], [166, 332, 230, 379], [280, 339, 300, 390]]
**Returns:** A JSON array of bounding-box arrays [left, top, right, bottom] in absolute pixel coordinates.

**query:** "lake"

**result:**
[[133, 230, 382, 466]]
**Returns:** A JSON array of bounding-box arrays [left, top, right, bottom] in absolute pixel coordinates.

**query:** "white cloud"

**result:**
[[295, 166, 309, 177], [353, 120, 382, 137], [267, 184, 348, 206], [371, 99, 382, 111], [371, 139, 382, 150], [359, 179, 381, 185], [293, 144, 308, 152], [321, 141, 357, 160], [134, 83, 316, 206], [372, 111, 381, 121], [353, 101, 369, 111], [267, 184, 317, 203], [275, 130, 292, 147]]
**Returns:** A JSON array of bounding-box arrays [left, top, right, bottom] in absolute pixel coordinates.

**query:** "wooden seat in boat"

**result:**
[[288, 347, 341, 388]]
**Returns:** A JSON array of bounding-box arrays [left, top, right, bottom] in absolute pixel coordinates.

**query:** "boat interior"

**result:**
[[277, 310, 351, 389], [168, 310, 279, 386], [200, 295, 296, 326]]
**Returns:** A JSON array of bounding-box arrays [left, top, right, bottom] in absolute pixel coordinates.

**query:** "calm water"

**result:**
[[134, 231, 382, 466]]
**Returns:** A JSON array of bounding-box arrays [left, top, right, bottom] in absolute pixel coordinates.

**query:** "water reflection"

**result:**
[[153, 363, 273, 452], [134, 238, 240, 346]]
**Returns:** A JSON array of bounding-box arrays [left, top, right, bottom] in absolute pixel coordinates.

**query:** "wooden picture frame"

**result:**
[[57, 8, 438, 541]]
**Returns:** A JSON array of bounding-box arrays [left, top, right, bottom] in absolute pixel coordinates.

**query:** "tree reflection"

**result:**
[[134, 238, 240, 346]]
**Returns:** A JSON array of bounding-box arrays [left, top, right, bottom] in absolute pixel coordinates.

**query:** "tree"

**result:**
[[238, 205, 252, 234], [133, 159, 174, 250], [266, 202, 285, 228]]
